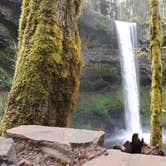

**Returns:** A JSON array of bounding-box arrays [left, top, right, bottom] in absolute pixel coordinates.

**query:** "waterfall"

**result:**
[[116, 21, 141, 134]]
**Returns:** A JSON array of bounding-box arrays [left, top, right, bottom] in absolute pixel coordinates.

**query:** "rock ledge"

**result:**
[[83, 150, 166, 166], [6, 125, 105, 147], [0, 137, 17, 166]]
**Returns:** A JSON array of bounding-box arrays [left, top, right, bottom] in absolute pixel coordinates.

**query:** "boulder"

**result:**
[[7, 125, 105, 165], [6, 125, 105, 147], [0, 137, 17, 166], [83, 150, 166, 166]]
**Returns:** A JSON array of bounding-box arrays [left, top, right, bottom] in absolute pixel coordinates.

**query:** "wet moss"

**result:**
[[149, 0, 163, 149], [1, 0, 82, 133]]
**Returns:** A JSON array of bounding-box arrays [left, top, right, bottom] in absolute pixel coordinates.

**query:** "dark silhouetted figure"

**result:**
[[131, 133, 144, 153]]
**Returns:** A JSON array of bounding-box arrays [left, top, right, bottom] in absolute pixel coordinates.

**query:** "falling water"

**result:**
[[116, 21, 141, 134]]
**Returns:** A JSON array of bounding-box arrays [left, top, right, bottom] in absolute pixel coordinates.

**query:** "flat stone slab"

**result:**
[[6, 125, 105, 147], [83, 150, 166, 166], [0, 137, 17, 165]]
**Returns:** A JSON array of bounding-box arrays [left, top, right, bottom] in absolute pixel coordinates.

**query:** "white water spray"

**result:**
[[116, 21, 141, 134], [106, 21, 166, 147]]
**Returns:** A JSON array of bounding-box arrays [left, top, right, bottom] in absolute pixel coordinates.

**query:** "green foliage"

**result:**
[[95, 15, 109, 31], [72, 87, 166, 131], [80, 79, 109, 91], [0, 23, 16, 90], [0, 92, 7, 120], [99, 0, 109, 16], [0, 23, 10, 36], [80, 63, 121, 91], [140, 86, 166, 126], [140, 87, 150, 125], [0, 67, 12, 89], [72, 91, 124, 130]]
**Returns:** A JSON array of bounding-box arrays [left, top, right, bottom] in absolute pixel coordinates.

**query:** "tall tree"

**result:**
[[1, 0, 82, 133], [149, 0, 163, 149], [100, 0, 110, 16], [160, 0, 166, 22], [109, 0, 119, 19]]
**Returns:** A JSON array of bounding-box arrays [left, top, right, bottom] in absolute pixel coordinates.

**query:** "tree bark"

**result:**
[[1, 0, 82, 133], [149, 0, 163, 150]]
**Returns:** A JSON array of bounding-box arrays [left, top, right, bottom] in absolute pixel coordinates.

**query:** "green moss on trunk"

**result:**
[[1, 0, 82, 133], [149, 0, 163, 149]]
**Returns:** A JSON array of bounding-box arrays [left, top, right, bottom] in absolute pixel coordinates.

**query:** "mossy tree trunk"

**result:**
[[1, 0, 82, 133], [149, 0, 163, 149]]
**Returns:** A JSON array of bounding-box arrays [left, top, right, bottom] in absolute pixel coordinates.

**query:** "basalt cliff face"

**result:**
[[79, 9, 121, 91], [79, 11, 166, 89]]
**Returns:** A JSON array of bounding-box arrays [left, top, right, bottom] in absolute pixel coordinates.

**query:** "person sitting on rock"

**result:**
[[131, 133, 144, 153]]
